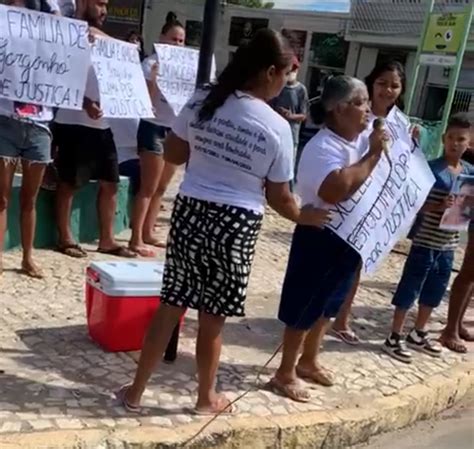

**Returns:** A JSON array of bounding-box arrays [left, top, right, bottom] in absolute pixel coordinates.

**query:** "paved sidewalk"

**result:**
[[0, 175, 472, 447]]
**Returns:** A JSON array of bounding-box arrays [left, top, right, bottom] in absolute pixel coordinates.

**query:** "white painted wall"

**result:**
[[142, 0, 348, 82]]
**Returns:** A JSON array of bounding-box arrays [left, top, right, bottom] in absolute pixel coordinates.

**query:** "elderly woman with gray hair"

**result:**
[[270, 76, 388, 402]]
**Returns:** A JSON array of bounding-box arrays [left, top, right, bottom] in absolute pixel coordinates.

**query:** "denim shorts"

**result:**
[[137, 120, 169, 155], [0, 116, 51, 163], [278, 226, 361, 330], [392, 245, 454, 310]]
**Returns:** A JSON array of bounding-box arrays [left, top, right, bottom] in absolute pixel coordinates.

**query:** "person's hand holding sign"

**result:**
[[83, 97, 103, 120], [441, 194, 455, 211]]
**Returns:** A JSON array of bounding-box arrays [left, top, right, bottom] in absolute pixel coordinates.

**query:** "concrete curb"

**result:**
[[1, 361, 473, 449]]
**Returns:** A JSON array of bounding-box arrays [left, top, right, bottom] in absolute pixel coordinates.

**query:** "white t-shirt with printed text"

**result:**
[[172, 90, 294, 214], [297, 127, 369, 209]]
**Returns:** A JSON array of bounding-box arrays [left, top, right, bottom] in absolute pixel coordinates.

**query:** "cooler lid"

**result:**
[[88, 261, 164, 297]]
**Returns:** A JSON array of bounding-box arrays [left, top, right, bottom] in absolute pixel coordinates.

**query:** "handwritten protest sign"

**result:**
[[91, 36, 153, 118], [328, 137, 435, 274], [440, 174, 474, 231], [0, 5, 90, 109], [154, 44, 199, 117], [154, 44, 216, 118]]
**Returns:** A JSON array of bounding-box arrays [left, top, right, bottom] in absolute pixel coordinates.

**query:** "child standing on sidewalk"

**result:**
[[383, 113, 473, 363]]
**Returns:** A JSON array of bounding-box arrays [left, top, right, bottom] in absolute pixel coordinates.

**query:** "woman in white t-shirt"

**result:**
[[127, 12, 186, 256], [331, 60, 419, 346], [271, 76, 387, 402], [119, 29, 330, 415]]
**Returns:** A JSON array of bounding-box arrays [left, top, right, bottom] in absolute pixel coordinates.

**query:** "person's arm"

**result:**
[[265, 181, 331, 227], [163, 132, 189, 166], [318, 128, 386, 204], [420, 195, 454, 213]]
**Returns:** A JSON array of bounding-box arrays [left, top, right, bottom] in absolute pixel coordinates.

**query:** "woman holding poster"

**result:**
[[0, 0, 57, 279], [127, 12, 186, 256], [119, 29, 330, 415], [331, 60, 417, 346], [271, 76, 387, 402]]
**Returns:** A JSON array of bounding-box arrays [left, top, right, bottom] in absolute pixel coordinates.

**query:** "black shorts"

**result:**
[[54, 124, 120, 188], [160, 195, 263, 317]]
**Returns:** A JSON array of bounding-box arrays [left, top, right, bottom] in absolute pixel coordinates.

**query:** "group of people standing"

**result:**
[[117, 27, 472, 413], [0, 0, 472, 417], [0, 2, 187, 277]]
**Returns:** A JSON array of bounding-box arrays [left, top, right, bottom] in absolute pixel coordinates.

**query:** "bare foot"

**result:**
[[143, 236, 166, 248], [128, 244, 156, 258], [194, 393, 236, 415], [439, 333, 467, 354], [21, 260, 44, 279], [459, 327, 474, 342]]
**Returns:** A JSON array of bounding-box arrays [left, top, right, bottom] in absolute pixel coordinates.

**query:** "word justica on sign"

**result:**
[[0, 40, 71, 83], [1, 79, 81, 107], [364, 178, 422, 272], [6, 9, 88, 49]]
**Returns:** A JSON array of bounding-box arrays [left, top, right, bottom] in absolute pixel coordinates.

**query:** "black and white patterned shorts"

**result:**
[[160, 195, 263, 317]]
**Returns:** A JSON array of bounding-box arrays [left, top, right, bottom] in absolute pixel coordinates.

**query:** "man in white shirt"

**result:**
[[54, 0, 135, 258]]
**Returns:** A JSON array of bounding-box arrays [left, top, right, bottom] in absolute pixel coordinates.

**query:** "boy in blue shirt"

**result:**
[[383, 114, 473, 363]]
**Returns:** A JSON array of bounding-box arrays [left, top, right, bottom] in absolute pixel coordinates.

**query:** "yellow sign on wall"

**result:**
[[422, 12, 466, 54]]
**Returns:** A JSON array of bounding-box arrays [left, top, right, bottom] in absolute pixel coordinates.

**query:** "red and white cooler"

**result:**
[[85, 261, 172, 353]]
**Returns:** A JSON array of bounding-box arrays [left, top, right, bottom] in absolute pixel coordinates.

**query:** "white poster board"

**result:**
[[91, 36, 153, 118], [0, 5, 90, 110], [328, 139, 435, 274], [154, 44, 216, 118]]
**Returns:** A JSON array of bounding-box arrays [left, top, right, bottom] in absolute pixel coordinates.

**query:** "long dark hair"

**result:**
[[161, 11, 184, 35], [126, 30, 146, 62], [365, 60, 406, 111], [198, 29, 293, 122]]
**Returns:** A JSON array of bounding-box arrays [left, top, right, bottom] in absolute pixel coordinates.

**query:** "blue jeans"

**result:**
[[0, 116, 51, 163], [137, 120, 169, 155], [392, 245, 454, 310]]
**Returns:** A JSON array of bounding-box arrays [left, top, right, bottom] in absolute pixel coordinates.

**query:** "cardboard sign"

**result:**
[[0, 5, 90, 109], [328, 136, 435, 274], [91, 36, 153, 118], [154, 44, 217, 118], [440, 174, 474, 231]]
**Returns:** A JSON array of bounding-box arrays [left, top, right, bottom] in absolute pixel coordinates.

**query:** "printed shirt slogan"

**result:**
[[0, 5, 90, 110], [91, 36, 153, 119], [154, 44, 199, 117], [328, 133, 435, 274]]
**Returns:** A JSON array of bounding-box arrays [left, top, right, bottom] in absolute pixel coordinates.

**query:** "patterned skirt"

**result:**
[[160, 195, 263, 317]]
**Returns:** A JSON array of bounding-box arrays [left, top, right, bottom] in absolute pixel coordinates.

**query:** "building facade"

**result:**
[[345, 0, 474, 120], [142, 0, 349, 99]]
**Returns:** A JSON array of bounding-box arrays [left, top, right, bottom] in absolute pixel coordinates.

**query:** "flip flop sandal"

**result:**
[[143, 239, 167, 249], [98, 246, 137, 258], [193, 396, 238, 416], [21, 266, 45, 279], [129, 246, 157, 258], [332, 329, 360, 346], [57, 243, 88, 258], [296, 366, 334, 387], [267, 377, 311, 403], [115, 385, 141, 414], [441, 338, 468, 354]]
